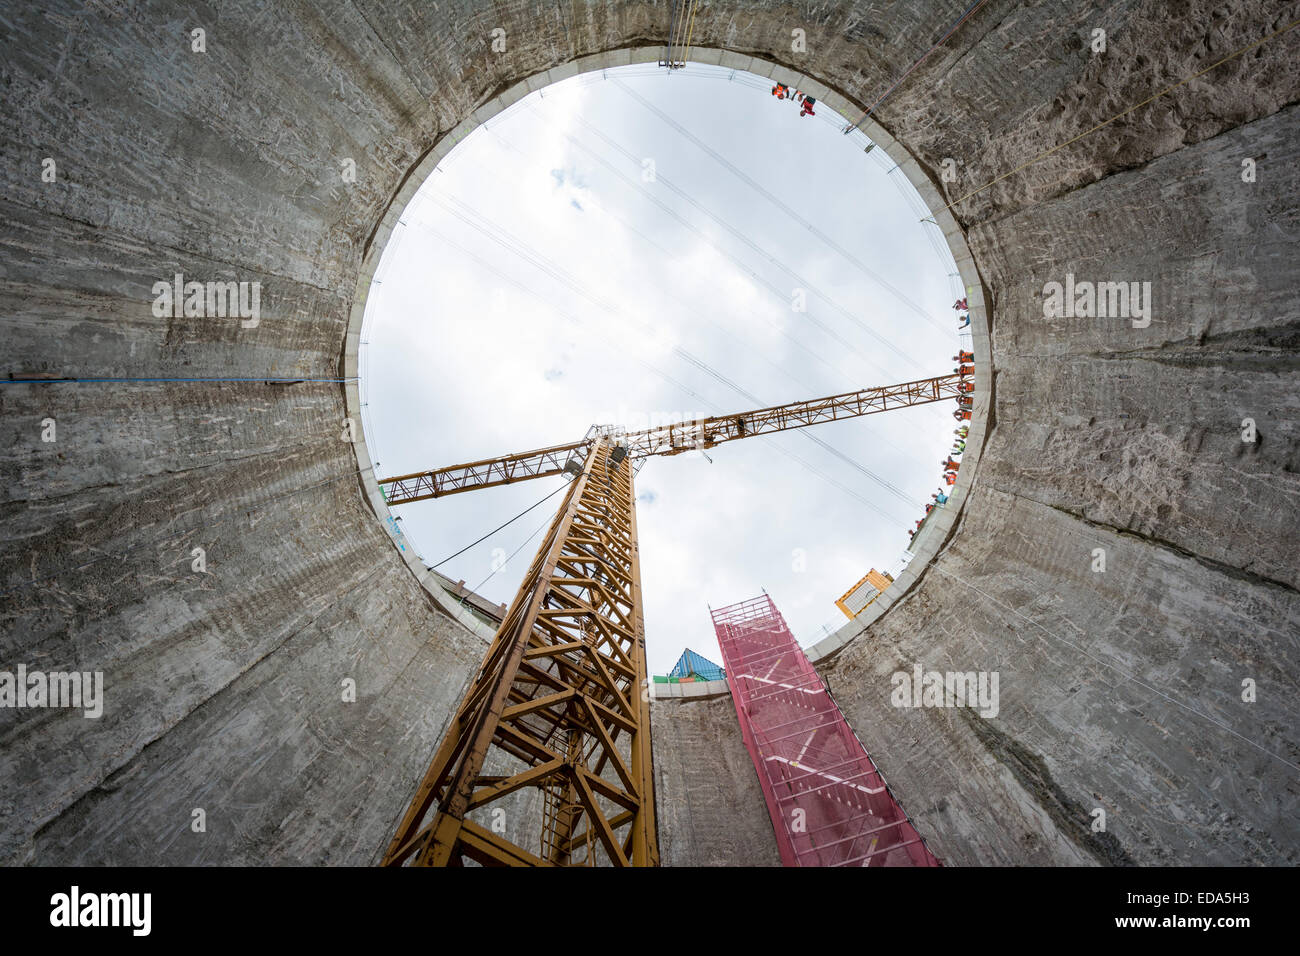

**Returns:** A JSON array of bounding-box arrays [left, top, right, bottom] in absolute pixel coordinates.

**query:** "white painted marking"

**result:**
[[860, 836, 879, 866], [764, 754, 886, 795], [796, 729, 817, 762], [737, 674, 819, 695]]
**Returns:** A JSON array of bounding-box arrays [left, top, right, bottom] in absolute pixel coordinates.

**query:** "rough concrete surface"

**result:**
[[651, 693, 781, 867], [1, 0, 1297, 865]]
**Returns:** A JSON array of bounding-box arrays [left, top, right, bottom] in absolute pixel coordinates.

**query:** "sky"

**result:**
[[360, 63, 969, 677]]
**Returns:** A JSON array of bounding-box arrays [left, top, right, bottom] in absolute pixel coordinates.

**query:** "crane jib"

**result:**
[[377, 373, 965, 505]]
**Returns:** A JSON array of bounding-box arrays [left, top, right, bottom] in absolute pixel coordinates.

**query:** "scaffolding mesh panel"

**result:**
[[712, 594, 941, 867]]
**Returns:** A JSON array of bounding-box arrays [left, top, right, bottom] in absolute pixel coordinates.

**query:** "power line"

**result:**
[[611, 77, 955, 342], [521, 104, 903, 387], [552, 105, 932, 379], [420, 191, 924, 512], [472, 123, 831, 399], [502, 113, 937, 508], [484, 113, 866, 387], [607, 63, 959, 283], [471, 110, 937, 474], [401, 218, 918, 528]]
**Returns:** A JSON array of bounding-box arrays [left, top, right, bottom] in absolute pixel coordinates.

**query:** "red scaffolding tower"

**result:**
[[712, 594, 941, 867]]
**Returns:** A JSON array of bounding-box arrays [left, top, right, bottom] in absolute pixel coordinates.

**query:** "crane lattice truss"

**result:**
[[383, 438, 657, 867], [378, 373, 963, 505]]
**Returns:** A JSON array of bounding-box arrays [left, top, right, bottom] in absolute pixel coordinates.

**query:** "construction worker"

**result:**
[[800, 95, 816, 117], [952, 351, 974, 364], [955, 365, 974, 377], [954, 424, 969, 437], [933, 491, 949, 505], [944, 472, 957, 486], [953, 297, 967, 311], [958, 380, 975, 392], [952, 440, 966, 454], [953, 409, 972, 421], [943, 458, 960, 472], [771, 82, 789, 99], [957, 394, 973, 407], [958, 312, 971, 328]]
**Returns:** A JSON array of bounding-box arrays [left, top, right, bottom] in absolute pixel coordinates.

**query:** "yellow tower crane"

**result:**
[[378, 373, 965, 867]]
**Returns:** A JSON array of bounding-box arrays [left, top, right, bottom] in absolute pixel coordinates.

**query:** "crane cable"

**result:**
[[426, 479, 571, 571], [663, 0, 680, 64], [461, 509, 556, 599], [681, 0, 700, 65]]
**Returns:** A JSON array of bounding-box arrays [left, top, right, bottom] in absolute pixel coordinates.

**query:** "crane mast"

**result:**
[[380, 373, 964, 865], [383, 437, 656, 866]]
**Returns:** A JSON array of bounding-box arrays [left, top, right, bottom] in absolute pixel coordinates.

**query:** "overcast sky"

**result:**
[[361, 63, 967, 676]]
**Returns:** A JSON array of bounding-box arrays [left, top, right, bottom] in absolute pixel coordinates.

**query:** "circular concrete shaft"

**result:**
[[0, 2, 1296, 866]]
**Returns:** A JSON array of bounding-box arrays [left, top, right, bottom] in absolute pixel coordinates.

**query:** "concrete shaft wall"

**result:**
[[1, 1, 1296, 864], [651, 693, 781, 867]]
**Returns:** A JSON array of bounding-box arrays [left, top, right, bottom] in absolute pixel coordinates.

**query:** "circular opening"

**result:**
[[357, 61, 976, 674]]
